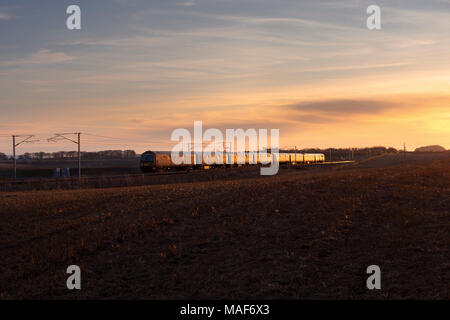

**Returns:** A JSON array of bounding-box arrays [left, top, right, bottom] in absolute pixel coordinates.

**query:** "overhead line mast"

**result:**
[[10, 132, 83, 179], [47, 133, 82, 179], [12, 135, 38, 179]]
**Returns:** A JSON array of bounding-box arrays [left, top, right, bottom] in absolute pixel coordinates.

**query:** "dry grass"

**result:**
[[0, 159, 449, 299], [0, 166, 266, 192]]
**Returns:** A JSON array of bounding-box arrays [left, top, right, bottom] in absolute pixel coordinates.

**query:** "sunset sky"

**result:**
[[1, 0, 449, 154]]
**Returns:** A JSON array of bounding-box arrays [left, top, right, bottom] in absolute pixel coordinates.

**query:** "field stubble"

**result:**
[[0, 159, 449, 299]]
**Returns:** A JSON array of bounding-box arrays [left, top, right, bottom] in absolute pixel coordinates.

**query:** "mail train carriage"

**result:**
[[140, 150, 325, 172]]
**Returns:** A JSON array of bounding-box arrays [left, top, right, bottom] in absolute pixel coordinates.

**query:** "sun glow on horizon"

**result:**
[[1, 1, 450, 153]]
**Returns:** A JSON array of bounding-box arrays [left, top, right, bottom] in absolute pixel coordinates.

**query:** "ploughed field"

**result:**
[[0, 159, 449, 299]]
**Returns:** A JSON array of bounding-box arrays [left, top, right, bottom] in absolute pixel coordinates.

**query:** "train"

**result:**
[[140, 150, 325, 172]]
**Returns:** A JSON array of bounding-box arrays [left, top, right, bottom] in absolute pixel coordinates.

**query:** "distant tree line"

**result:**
[[0, 146, 409, 162], [414, 145, 446, 152], [280, 146, 398, 161], [0, 150, 137, 160]]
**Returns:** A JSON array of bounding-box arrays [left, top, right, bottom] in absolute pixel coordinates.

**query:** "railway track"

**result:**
[[0, 169, 198, 186], [0, 161, 355, 191]]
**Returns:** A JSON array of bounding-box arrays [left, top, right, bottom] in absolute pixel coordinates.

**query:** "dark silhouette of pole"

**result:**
[[78, 133, 81, 179], [12, 135, 35, 179], [404, 142, 406, 163], [12, 135, 16, 179]]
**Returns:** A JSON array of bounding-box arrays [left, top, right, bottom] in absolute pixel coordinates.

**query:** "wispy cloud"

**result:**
[[181, 1, 196, 6], [286, 99, 397, 116], [0, 12, 11, 20], [283, 94, 450, 120], [0, 49, 75, 67]]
